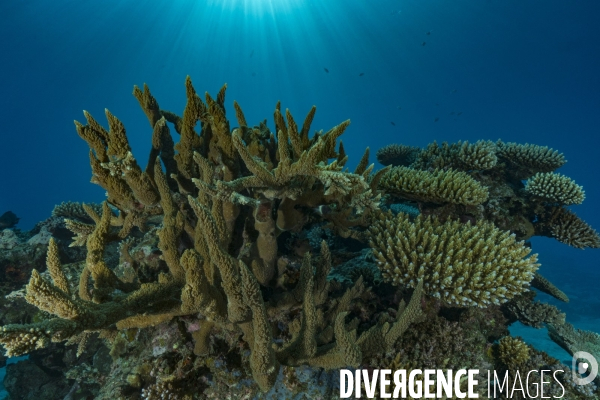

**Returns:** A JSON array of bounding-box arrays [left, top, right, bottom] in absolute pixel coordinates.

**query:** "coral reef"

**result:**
[[379, 166, 489, 206], [375, 143, 421, 167], [496, 141, 566, 179], [548, 321, 600, 362], [503, 290, 565, 328], [0, 79, 599, 399], [497, 336, 529, 367], [0, 79, 421, 397], [535, 206, 600, 249], [525, 172, 585, 205], [368, 210, 539, 307], [411, 140, 498, 171]]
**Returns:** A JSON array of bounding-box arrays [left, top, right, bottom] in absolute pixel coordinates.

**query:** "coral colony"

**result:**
[[0, 77, 599, 398]]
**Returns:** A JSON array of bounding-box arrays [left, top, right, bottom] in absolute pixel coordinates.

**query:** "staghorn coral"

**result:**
[[0, 79, 424, 396], [368, 210, 539, 307], [496, 140, 566, 179], [379, 166, 489, 206], [375, 143, 421, 167], [52, 201, 103, 223], [526, 172, 585, 205]]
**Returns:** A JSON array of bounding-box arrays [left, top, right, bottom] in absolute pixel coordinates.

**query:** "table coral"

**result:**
[[526, 172, 585, 205], [379, 166, 489, 206]]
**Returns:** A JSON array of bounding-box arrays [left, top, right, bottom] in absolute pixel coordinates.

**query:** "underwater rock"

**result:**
[[4, 359, 70, 400]]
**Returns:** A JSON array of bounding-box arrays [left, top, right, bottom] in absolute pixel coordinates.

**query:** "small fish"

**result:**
[[422, 42, 426, 46], [0, 211, 19, 229], [324, 68, 329, 73], [434, 117, 439, 122], [457, 111, 462, 116], [359, 72, 364, 76], [435, 103, 440, 106], [391, 122, 396, 126], [426, 31, 431, 35], [313, 205, 332, 216], [250, 49, 254, 58], [397, 106, 401, 110]]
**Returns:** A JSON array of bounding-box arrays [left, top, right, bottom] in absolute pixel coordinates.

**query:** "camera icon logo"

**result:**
[[572, 351, 598, 385]]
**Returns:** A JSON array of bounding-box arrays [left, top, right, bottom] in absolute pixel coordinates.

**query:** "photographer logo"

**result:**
[[572, 351, 598, 386]]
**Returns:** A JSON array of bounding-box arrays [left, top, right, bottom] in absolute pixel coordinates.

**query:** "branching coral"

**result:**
[[497, 336, 529, 367], [535, 206, 600, 249], [375, 144, 421, 167], [548, 321, 600, 361], [52, 202, 103, 223], [531, 272, 569, 302], [368, 211, 539, 307], [4, 76, 600, 398], [411, 140, 497, 171], [0, 79, 422, 395], [526, 172, 585, 205], [496, 140, 566, 179], [379, 166, 489, 206], [504, 291, 565, 328], [376, 138, 596, 253]]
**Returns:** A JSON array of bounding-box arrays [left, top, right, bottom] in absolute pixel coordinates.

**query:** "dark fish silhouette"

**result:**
[[0, 211, 19, 229], [422, 42, 426, 46], [359, 72, 364, 76], [457, 111, 462, 116], [391, 122, 396, 126], [312, 205, 333, 216], [434, 117, 439, 122], [426, 31, 431, 35], [324, 68, 329, 73]]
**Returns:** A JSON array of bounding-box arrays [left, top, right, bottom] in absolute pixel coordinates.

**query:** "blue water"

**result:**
[[0, 0, 599, 393], [0, 356, 28, 399]]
